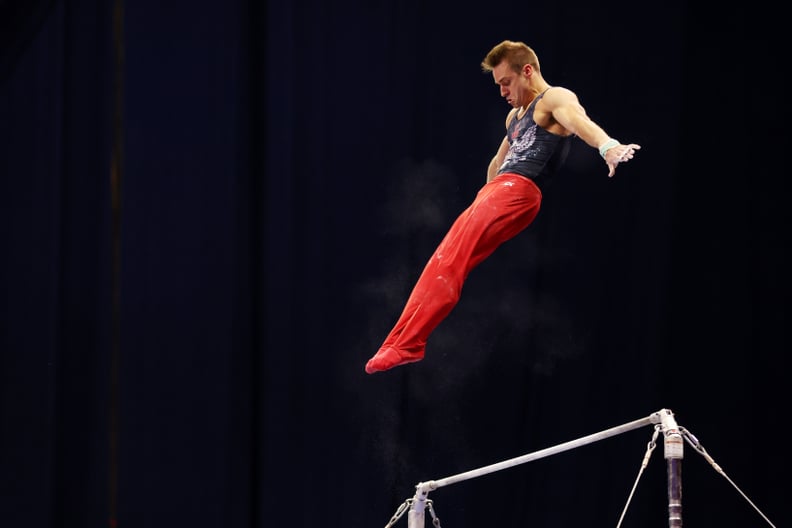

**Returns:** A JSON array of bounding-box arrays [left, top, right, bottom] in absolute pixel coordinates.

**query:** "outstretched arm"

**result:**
[[545, 87, 640, 177]]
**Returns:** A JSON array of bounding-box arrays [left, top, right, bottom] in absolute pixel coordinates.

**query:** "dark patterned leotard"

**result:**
[[497, 89, 571, 191]]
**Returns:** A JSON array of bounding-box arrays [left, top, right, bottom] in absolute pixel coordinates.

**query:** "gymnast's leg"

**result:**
[[365, 174, 541, 374]]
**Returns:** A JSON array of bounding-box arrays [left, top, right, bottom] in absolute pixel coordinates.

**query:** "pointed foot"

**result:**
[[365, 347, 424, 374]]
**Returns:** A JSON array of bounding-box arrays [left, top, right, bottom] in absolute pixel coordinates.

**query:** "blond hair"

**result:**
[[481, 40, 540, 74]]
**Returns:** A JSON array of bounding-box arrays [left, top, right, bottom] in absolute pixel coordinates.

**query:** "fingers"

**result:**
[[606, 143, 640, 177], [618, 145, 637, 161]]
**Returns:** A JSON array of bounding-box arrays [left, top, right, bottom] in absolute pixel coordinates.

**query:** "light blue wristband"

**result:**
[[598, 138, 619, 159]]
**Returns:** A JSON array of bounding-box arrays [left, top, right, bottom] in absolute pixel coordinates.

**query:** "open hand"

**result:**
[[605, 143, 641, 177]]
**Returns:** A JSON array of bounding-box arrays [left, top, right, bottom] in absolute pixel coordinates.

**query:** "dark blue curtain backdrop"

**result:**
[[1, 1, 788, 527]]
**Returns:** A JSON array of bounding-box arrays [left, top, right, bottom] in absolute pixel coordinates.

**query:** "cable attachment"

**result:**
[[679, 426, 777, 527], [615, 425, 661, 528], [680, 427, 722, 474], [426, 500, 442, 528], [384, 498, 413, 528], [641, 425, 661, 470]]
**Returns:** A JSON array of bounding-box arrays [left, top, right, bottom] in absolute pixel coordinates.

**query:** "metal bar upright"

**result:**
[[659, 409, 683, 527]]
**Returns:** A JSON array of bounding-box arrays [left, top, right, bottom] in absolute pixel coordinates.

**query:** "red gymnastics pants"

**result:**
[[365, 173, 542, 373]]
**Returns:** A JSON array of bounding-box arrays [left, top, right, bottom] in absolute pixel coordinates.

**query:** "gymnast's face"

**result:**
[[492, 62, 531, 108]]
